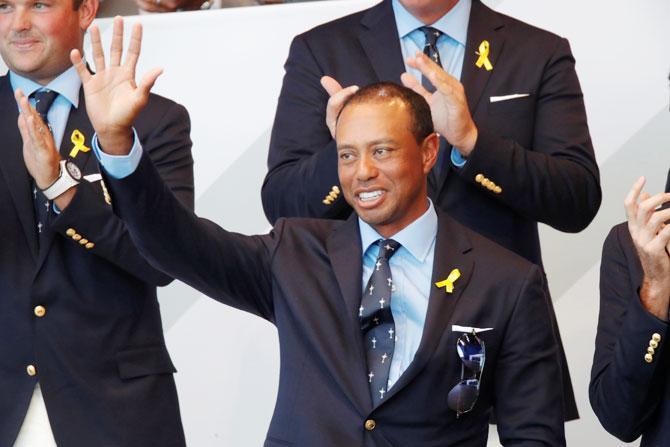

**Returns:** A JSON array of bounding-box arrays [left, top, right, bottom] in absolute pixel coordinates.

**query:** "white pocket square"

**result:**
[[489, 93, 530, 103], [452, 325, 494, 333]]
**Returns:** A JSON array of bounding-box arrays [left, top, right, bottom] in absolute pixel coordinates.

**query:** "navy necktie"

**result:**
[[419, 26, 443, 92], [30, 89, 59, 246], [360, 239, 401, 406]]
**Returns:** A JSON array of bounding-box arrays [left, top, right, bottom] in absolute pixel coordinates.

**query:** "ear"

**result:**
[[78, 0, 99, 31], [421, 132, 440, 175]]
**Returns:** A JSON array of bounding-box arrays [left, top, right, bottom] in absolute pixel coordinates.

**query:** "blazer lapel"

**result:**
[[382, 212, 474, 404], [326, 214, 373, 413], [460, 0, 506, 114], [0, 76, 39, 261], [358, 0, 407, 83]]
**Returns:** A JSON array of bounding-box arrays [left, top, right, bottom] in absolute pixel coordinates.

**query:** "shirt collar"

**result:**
[[392, 0, 471, 46], [9, 65, 81, 110], [359, 198, 438, 263]]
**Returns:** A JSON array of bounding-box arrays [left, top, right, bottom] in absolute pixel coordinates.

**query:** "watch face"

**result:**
[[66, 161, 82, 180]]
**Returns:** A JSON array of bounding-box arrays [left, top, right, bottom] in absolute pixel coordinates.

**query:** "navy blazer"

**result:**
[[106, 153, 566, 447], [590, 170, 670, 445], [0, 75, 193, 447]]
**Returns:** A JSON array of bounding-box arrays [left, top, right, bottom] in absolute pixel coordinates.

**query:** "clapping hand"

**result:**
[[401, 51, 477, 156], [625, 176, 670, 320]]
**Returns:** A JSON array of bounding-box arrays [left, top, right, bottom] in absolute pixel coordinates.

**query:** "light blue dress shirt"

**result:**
[[392, 0, 471, 167], [359, 201, 437, 388]]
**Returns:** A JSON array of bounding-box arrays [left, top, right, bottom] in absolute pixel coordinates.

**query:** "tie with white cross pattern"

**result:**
[[419, 26, 444, 92], [360, 239, 401, 406], [30, 89, 59, 247]]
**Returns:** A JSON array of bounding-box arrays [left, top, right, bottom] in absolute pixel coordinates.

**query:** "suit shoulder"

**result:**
[[276, 216, 344, 239], [135, 93, 190, 135], [294, 4, 370, 45], [487, 5, 568, 55], [444, 214, 538, 276]]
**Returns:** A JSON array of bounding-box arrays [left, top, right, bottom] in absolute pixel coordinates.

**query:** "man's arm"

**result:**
[[262, 35, 351, 223], [494, 265, 565, 446], [589, 180, 670, 441], [404, 39, 601, 233]]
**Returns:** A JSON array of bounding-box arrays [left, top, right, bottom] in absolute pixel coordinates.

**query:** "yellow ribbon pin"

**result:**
[[69, 129, 91, 158], [475, 40, 493, 71], [435, 268, 461, 293]]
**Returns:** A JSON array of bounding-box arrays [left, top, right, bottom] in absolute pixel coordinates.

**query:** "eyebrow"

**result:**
[[336, 138, 397, 151]]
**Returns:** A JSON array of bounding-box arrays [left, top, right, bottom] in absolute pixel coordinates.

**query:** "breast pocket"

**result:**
[[487, 94, 534, 116], [116, 345, 176, 380]]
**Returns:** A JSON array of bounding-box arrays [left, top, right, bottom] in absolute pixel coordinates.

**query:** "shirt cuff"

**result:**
[[92, 129, 143, 179], [451, 147, 467, 168]]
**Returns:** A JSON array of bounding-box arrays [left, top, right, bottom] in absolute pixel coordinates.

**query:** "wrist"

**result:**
[[640, 279, 670, 321], [36, 162, 62, 190], [97, 128, 134, 156], [458, 126, 478, 157]]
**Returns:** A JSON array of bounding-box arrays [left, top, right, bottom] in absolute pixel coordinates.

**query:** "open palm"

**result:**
[[71, 17, 162, 154]]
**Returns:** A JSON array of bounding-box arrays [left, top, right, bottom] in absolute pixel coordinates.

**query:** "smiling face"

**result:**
[[336, 99, 438, 238], [0, 0, 97, 85]]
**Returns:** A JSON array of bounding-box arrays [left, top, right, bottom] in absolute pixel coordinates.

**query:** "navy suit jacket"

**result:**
[[106, 153, 566, 447], [590, 170, 670, 445], [0, 75, 193, 447]]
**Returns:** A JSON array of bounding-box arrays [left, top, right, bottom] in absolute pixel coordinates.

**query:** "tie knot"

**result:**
[[31, 89, 59, 118], [419, 26, 443, 47], [377, 239, 400, 260]]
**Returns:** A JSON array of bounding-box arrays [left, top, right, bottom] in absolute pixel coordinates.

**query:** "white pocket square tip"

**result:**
[[490, 93, 530, 103]]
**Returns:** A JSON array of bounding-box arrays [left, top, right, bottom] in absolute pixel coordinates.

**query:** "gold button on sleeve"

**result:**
[[364, 419, 376, 431], [85, 242, 95, 250], [647, 346, 655, 355], [72, 234, 82, 241], [650, 340, 659, 349], [475, 174, 484, 183], [332, 186, 341, 194], [34, 305, 46, 318], [66, 228, 76, 237], [26, 364, 37, 376], [644, 353, 653, 363], [79, 238, 89, 245], [652, 333, 661, 343], [494, 186, 502, 194]]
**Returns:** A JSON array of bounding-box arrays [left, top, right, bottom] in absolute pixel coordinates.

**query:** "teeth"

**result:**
[[359, 191, 382, 201]]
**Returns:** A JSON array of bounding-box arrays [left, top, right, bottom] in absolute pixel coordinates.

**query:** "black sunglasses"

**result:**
[[447, 330, 486, 417]]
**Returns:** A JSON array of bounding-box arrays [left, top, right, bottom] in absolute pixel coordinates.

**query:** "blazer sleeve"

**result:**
[[105, 151, 276, 322], [459, 37, 601, 233], [589, 225, 669, 442], [261, 34, 350, 224], [494, 265, 566, 446], [50, 101, 194, 287]]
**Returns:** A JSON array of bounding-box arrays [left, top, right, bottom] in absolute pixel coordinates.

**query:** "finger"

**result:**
[[638, 192, 670, 225], [16, 109, 30, 144], [15, 90, 41, 127], [409, 52, 459, 93], [109, 16, 124, 67], [648, 223, 670, 255], [329, 85, 359, 109], [647, 208, 670, 234], [137, 68, 163, 98], [320, 76, 343, 97], [89, 25, 106, 72], [400, 72, 431, 102], [624, 176, 645, 221], [70, 49, 92, 84], [124, 22, 143, 74]]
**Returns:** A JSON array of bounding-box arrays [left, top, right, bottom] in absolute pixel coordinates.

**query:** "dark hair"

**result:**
[[73, 0, 84, 9], [337, 82, 434, 144]]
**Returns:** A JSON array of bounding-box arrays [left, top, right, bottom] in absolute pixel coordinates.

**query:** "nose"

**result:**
[[11, 7, 31, 33], [355, 153, 378, 182]]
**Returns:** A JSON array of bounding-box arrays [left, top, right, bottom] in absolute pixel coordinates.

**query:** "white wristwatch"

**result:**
[[41, 160, 82, 200]]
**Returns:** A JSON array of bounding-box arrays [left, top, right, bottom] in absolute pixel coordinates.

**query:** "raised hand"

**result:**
[[70, 16, 163, 156], [320, 76, 359, 139], [401, 51, 477, 156], [625, 176, 670, 320]]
